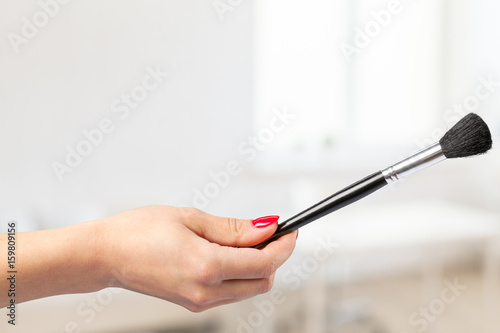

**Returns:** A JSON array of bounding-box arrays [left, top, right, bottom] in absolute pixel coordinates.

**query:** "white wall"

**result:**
[[0, 0, 255, 230]]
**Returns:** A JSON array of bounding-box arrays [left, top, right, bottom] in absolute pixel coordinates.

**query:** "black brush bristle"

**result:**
[[439, 113, 492, 158]]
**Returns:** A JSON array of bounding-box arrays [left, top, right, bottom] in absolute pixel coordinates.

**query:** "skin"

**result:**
[[0, 206, 297, 312]]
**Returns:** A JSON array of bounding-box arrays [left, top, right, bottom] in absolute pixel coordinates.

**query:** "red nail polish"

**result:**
[[252, 215, 279, 228], [296, 230, 299, 239]]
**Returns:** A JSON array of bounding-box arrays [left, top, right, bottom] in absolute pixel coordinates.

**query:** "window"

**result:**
[[253, 0, 447, 171]]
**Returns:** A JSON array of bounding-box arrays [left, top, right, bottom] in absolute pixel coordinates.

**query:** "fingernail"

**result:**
[[296, 230, 299, 239], [252, 215, 279, 228]]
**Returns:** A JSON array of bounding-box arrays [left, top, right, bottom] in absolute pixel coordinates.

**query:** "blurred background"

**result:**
[[1, 0, 499, 332]]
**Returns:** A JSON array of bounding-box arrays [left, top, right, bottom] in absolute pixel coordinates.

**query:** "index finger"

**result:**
[[213, 230, 297, 281]]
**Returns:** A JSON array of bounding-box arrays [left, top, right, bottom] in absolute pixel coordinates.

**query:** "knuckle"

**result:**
[[227, 217, 244, 234], [186, 287, 211, 310], [225, 217, 244, 244], [193, 258, 218, 284], [180, 207, 204, 219], [261, 257, 280, 278], [260, 276, 275, 294], [186, 305, 204, 313]]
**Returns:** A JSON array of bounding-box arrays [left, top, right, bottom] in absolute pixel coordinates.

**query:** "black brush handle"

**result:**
[[252, 171, 387, 249]]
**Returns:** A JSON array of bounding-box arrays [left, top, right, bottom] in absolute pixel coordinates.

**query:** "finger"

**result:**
[[181, 208, 279, 247], [215, 275, 275, 301], [214, 230, 297, 280], [184, 274, 277, 312]]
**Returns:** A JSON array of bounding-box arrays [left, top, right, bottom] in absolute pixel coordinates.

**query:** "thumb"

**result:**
[[190, 212, 279, 247]]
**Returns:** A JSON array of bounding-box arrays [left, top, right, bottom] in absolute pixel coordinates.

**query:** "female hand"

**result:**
[[100, 206, 297, 312]]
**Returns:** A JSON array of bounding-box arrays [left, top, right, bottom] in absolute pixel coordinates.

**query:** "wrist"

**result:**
[[74, 218, 113, 291], [87, 215, 127, 290]]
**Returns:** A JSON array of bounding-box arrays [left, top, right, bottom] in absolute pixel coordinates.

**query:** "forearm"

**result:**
[[0, 220, 108, 307]]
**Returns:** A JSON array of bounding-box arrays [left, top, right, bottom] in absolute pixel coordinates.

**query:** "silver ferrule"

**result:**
[[382, 143, 446, 184]]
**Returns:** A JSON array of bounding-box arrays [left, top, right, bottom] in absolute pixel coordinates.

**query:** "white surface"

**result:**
[[297, 200, 500, 251]]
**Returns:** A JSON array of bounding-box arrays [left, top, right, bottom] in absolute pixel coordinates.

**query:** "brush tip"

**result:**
[[439, 113, 492, 159]]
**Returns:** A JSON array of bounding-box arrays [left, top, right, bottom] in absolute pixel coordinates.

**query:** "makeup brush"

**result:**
[[253, 113, 493, 249]]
